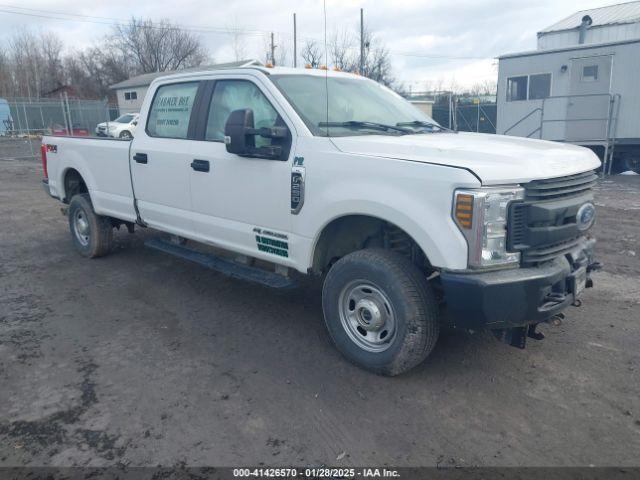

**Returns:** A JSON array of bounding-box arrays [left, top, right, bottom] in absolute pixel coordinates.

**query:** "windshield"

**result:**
[[115, 114, 135, 123], [270, 74, 439, 137]]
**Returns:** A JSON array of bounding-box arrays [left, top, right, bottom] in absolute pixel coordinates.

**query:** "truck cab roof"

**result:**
[[148, 65, 365, 87]]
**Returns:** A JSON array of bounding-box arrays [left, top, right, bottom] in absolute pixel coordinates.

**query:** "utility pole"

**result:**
[[360, 8, 364, 75], [270, 32, 276, 66], [293, 13, 297, 68]]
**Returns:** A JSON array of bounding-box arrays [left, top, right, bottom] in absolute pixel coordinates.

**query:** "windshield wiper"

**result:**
[[396, 120, 450, 132], [319, 121, 412, 134]]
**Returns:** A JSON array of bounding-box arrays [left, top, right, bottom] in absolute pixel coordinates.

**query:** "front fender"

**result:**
[[293, 151, 481, 271]]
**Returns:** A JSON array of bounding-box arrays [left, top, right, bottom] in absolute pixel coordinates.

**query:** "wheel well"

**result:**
[[312, 215, 431, 275], [63, 168, 88, 203]]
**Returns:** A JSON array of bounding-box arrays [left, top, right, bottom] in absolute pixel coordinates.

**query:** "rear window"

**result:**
[[116, 114, 135, 123], [146, 82, 199, 139]]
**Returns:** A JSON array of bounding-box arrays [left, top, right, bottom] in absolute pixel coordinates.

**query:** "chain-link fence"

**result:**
[[404, 91, 497, 134], [5, 97, 118, 136], [0, 97, 120, 161]]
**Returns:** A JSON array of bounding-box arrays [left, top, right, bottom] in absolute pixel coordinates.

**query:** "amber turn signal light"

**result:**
[[455, 193, 474, 229]]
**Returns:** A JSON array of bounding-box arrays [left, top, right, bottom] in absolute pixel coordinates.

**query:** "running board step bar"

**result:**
[[145, 237, 296, 289]]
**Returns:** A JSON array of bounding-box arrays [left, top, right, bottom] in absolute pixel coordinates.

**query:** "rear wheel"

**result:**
[[322, 249, 439, 376], [68, 193, 113, 258]]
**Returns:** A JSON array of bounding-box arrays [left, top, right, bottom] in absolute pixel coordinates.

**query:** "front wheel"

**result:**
[[119, 130, 133, 140], [322, 249, 439, 376], [68, 193, 113, 258]]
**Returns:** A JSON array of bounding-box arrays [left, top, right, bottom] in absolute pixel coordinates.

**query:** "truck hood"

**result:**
[[331, 132, 601, 184]]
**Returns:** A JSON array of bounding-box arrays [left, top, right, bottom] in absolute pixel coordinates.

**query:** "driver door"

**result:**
[[188, 78, 293, 260]]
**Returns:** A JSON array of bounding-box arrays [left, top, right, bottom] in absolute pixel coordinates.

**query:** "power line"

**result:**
[[0, 4, 270, 36], [0, 5, 495, 61]]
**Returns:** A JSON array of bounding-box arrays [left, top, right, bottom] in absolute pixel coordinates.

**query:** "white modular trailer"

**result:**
[[497, 39, 640, 172]]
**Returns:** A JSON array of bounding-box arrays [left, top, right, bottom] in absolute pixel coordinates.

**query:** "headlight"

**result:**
[[453, 186, 524, 269]]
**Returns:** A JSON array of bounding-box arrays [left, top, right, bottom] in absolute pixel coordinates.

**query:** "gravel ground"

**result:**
[[0, 156, 639, 468]]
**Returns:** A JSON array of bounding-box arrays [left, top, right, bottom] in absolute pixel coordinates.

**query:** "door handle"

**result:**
[[133, 153, 148, 164], [191, 159, 210, 172]]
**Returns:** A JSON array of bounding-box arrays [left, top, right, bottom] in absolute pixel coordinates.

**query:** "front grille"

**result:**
[[523, 171, 597, 201], [521, 238, 581, 264], [508, 170, 596, 265]]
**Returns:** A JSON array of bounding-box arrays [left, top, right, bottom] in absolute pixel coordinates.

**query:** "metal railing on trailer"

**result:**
[[502, 93, 621, 176]]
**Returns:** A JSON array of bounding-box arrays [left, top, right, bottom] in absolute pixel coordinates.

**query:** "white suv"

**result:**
[[95, 113, 139, 139]]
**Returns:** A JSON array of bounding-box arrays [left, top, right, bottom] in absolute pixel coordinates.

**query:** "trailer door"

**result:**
[[566, 55, 612, 142]]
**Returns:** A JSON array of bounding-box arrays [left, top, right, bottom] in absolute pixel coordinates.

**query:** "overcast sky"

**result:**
[[0, 0, 620, 89]]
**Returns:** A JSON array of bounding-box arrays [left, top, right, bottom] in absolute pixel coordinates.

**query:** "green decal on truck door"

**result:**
[[253, 228, 289, 258]]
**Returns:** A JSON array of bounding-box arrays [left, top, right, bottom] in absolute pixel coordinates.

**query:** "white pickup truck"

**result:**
[[41, 66, 601, 375]]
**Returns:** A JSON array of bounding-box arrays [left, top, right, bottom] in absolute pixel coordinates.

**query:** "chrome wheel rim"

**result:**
[[338, 280, 396, 352], [73, 209, 90, 246]]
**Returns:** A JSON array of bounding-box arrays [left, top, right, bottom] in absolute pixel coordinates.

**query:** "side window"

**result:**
[[528, 73, 551, 100], [582, 65, 598, 82], [506, 76, 528, 102], [147, 82, 199, 139], [205, 80, 279, 146]]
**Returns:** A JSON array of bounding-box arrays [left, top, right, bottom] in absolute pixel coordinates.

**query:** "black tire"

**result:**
[[119, 130, 132, 139], [322, 248, 439, 376], [68, 193, 113, 258]]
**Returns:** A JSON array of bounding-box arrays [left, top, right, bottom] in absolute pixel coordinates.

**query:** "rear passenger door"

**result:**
[[188, 78, 294, 261], [131, 81, 202, 236]]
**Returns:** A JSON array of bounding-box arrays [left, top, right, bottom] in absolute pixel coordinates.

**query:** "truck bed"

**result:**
[[43, 135, 137, 222]]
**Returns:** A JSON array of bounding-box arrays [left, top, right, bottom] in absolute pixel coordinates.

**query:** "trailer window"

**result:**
[[146, 82, 199, 139], [582, 65, 598, 82], [528, 73, 551, 100], [507, 76, 528, 101]]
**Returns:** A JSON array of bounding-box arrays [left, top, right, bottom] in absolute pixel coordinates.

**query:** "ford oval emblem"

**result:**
[[576, 202, 596, 231]]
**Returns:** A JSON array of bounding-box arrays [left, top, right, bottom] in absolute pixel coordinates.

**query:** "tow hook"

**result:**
[[493, 323, 544, 349]]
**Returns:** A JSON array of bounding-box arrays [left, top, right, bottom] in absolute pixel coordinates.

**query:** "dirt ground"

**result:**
[[0, 155, 639, 468]]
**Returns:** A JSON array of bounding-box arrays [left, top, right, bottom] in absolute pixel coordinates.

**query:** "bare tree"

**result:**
[[39, 31, 65, 94], [262, 34, 288, 66], [469, 79, 497, 96], [301, 40, 323, 68], [360, 28, 394, 87], [329, 29, 355, 71], [0, 20, 211, 100], [323, 26, 395, 87], [112, 18, 207, 73], [0, 47, 10, 98]]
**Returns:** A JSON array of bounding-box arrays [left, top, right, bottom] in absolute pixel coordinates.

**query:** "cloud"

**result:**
[[0, 0, 619, 88]]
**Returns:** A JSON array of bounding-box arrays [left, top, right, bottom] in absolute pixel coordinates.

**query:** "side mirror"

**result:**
[[224, 109, 255, 155], [224, 109, 289, 159], [132, 121, 138, 126]]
